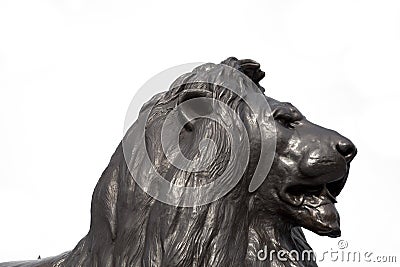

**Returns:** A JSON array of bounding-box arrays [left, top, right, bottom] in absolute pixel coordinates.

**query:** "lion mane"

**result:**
[[61, 58, 280, 267]]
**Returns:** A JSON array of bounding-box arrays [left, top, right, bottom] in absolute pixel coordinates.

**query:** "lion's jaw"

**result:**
[[280, 182, 342, 237]]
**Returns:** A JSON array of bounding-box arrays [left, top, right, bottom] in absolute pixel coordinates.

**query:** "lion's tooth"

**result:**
[[290, 194, 304, 206]]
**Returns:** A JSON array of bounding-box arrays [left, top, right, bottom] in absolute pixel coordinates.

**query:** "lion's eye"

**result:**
[[273, 106, 303, 129]]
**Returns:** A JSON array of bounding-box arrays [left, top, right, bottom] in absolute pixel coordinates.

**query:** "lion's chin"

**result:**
[[280, 182, 343, 238]]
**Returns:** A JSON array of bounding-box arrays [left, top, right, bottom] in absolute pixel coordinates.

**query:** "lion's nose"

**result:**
[[336, 140, 357, 162]]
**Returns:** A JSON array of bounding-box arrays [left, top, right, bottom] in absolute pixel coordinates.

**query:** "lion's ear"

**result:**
[[177, 89, 213, 131]]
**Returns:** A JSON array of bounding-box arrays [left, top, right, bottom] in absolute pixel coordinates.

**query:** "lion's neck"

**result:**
[[247, 218, 306, 266]]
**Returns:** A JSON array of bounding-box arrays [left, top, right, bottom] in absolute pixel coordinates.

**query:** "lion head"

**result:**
[[0, 58, 356, 267]]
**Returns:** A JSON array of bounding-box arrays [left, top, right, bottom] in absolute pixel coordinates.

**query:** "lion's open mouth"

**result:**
[[283, 182, 336, 206], [280, 176, 347, 238]]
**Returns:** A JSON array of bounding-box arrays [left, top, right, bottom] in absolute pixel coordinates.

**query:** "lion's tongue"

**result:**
[[304, 187, 341, 237]]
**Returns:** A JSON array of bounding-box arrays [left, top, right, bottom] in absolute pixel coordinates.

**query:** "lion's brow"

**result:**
[[278, 102, 304, 120]]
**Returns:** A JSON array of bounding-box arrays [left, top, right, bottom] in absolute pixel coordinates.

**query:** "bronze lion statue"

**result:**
[[0, 57, 356, 267]]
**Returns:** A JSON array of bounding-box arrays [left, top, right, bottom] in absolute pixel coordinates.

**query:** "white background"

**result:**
[[1, 0, 399, 266]]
